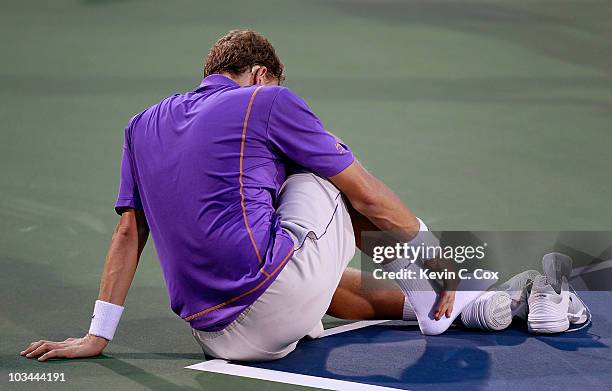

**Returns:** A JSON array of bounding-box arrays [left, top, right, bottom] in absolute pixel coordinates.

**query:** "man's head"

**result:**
[[204, 30, 284, 87]]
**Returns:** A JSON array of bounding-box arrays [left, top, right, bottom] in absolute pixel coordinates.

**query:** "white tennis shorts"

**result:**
[[192, 172, 356, 361]]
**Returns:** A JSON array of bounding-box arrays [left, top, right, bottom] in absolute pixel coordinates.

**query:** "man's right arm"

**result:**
[[330, 160, 420, 241], [330, 161, 458, 319]]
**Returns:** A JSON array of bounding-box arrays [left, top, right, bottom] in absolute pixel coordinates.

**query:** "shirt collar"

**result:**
[[196, 74, 240, 91]]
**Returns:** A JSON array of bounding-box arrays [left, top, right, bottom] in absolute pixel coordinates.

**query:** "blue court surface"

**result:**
[[188, 291, 612, 390]]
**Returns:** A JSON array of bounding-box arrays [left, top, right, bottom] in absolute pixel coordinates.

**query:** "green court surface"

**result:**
[[1, 1, 611, 390]]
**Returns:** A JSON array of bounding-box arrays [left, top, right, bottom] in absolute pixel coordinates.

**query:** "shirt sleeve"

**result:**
[[115, 125, 143, 214], [266, 88, 354, 177]]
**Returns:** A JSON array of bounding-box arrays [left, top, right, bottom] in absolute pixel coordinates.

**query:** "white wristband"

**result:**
[[88, 300, 124, 341]]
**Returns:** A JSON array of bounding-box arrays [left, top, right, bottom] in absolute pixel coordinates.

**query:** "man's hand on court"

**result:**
[[20, 334, 108, 362], [433, 290, 456, 320]]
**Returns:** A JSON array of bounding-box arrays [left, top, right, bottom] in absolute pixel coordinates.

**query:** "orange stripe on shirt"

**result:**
[[239, 86, 265, 265], [184, 247, 294, 321]]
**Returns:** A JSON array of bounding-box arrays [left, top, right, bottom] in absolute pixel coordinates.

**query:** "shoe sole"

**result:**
[[484, 292, 513, 331], [527, 316, 570, 334], [462, 291, 512, 331]]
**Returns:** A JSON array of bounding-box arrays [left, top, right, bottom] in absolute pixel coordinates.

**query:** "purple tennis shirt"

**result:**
[[115, 74, 354, 331]]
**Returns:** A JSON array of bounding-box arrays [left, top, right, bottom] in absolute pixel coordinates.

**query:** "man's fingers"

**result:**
[[434, 292, 456, 320], [21, 341, 47, 356], [25, 342, 60, 358], [23, 340, 44, 352], [38, 348, 69, 362], [434, 305, 443, 320], [434, 301, 449, 320], [20, 338, 91, 361], [25, 344, 50, 358], [445, 303, 453, 318], [37, 350, 58, 362], [447, 292, 456, 318]]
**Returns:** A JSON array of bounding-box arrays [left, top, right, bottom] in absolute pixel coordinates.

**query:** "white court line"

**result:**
[[186, 359, 405, 391], [571, 259, 612, 277], [186, 320, 409, 391], [321, 320, 390, 337], [321, 320, 419, 338]]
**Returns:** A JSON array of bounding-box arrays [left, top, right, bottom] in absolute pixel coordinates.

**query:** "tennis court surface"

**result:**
[[189, 291, 612, 390], [2, 0, 611, 390]]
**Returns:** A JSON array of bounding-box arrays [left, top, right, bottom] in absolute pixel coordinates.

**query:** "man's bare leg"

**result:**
[[327, 201, 410, 321], [327, 267, 406, 320], [327, 198, 494, 334]]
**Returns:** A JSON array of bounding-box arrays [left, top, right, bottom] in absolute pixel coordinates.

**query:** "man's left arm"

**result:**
[[20, 209, 148, 361]]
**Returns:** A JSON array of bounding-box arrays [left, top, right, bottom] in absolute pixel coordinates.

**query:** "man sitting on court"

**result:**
[[21, 30, 501, 362]]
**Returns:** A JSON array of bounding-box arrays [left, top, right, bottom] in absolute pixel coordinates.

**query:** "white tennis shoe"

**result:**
[[460, 290, 512, 331], [460, 270, 539, 331], [527, 274, 570, 333], [497, 269, 541, 321], [461, 252, 589, 333], [540, 252, 589, 327], [568, 292, 588, 325], [542, 252, 572, 293]]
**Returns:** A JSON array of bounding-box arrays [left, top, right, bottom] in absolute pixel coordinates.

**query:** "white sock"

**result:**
[[384, 258, 496, 335], [403, 297, 417, 321]]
